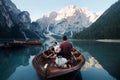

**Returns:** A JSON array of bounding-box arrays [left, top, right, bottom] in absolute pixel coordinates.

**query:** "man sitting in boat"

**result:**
[[43, 36, 73, 68], [56, 35, 73, 59], [44, 41, 67, 68], [55, 35, 73, 68]]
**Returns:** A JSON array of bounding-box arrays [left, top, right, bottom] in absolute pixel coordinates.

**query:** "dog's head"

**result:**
[[49, 48, 55, 53]]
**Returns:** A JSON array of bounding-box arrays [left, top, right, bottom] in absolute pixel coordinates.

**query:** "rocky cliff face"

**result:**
[[36, 5, 102, 38], [0, 0, 39, 40]]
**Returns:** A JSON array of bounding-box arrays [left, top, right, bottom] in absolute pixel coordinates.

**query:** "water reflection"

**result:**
[[8, 56, 39, 80], [72, 40, 119, 80], [48, 71, 82, 80], [80, 52, 115, 80], [0, 39, 119, 80], [82, 52, 103, 70], [0, 46, 41, 80]]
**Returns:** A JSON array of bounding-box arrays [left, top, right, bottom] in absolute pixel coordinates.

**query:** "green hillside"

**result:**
[[73, 1, 120, 39]]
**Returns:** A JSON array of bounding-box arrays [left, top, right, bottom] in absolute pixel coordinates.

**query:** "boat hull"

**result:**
[[32, 48, 85, 80], [36, 68, 81, 80]]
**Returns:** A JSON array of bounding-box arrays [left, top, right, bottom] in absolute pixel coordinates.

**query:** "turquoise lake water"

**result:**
[[0, 40, 120, 80]]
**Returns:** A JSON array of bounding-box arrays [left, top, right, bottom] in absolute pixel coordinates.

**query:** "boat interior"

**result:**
[[32, 48, 85, 79]]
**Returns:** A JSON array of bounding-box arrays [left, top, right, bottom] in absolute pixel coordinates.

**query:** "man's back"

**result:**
[[60, 41, 72, 59]]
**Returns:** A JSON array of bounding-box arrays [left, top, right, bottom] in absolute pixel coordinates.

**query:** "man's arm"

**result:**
[[55, 47, 61, 53]]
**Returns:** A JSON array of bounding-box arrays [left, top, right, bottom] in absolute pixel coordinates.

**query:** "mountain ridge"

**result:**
[[35, 5, 102, 38], [73, 1, 120, 39], [0, 0, 40, 40]]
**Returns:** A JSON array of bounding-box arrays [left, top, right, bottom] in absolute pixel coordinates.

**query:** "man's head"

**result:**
[[62, 35, 67, 41]]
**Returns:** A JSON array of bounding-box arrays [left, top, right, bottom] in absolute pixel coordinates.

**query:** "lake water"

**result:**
[[0, 39, 120, 80]]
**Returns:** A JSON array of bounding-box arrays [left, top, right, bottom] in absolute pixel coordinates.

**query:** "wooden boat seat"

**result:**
[[71, 48, 81, 57], [72, 51, 80, 55], [42, 48, 55, 59], [75, 55, 83, 61]]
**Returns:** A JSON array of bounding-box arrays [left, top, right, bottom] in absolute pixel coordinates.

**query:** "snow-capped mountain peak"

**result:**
[[36, 5, 102, 38], [56, 5, 83, 20], [55, 5, 97, 21]]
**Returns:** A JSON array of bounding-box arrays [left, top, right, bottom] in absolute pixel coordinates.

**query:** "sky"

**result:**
[[11, 0, 118, 21]]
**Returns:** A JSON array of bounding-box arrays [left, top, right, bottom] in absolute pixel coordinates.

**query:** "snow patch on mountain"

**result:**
[[36, 5, 102, 38]]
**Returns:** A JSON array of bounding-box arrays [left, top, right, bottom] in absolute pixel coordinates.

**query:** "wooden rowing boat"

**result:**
[[13, 40, 41, 45], [0, 40, 41, 49], [32, 48, 85, 80]]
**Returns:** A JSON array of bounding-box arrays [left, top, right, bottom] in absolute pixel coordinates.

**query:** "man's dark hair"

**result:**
[[63, 35, 67, 40]]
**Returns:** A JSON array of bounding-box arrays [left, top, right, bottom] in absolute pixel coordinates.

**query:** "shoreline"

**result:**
[[96, 39, 120, 43], [71, 39, 120, 43]]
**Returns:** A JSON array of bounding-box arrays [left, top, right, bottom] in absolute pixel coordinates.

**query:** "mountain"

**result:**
[[36, 5, 101, 38], [0, 0, 40, 40], [73, 1, 120, 39]]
